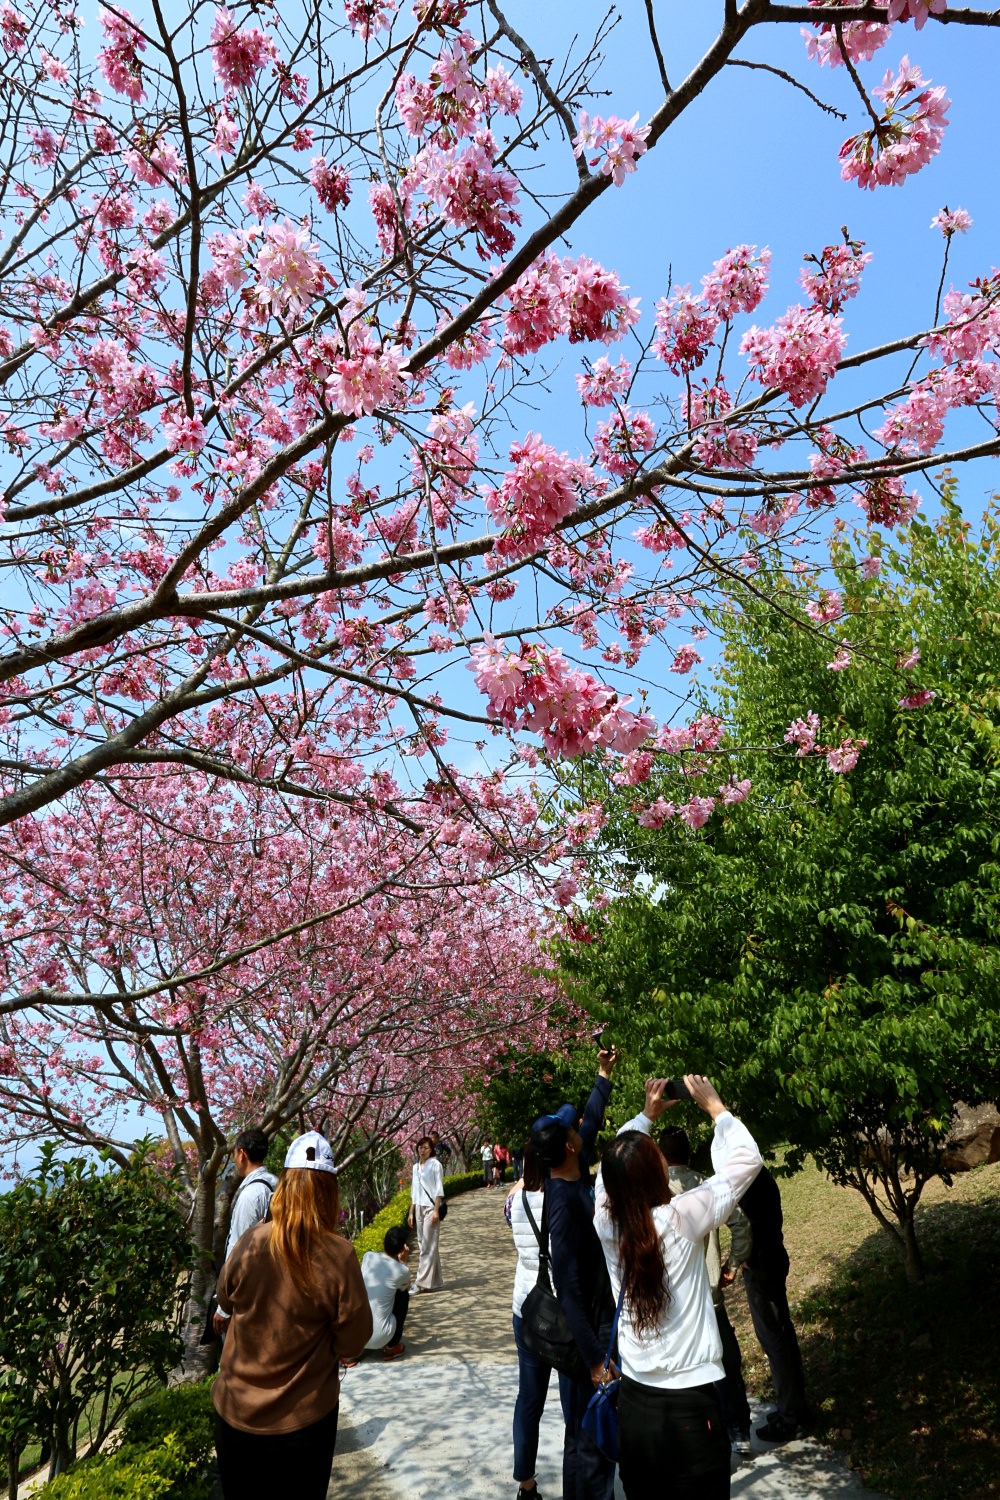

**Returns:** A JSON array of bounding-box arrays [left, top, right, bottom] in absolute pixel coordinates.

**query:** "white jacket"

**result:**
[[595, 1110, 762, 1390], [509, 1187, 546, 1318]]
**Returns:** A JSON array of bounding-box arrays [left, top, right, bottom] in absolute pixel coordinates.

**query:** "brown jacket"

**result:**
[[212, 1222, 373, 1434]]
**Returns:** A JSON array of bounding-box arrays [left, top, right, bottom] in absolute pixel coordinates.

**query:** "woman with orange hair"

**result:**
[[594, 1076, 763, 1500], [212, 1131, 372, 1499]]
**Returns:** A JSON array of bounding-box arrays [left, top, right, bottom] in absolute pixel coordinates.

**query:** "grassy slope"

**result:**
[[724, 1157, 1000, 1499]]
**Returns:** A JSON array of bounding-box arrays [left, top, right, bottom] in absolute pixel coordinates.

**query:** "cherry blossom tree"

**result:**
[[3, 2, 1000, 1334], [1, 0, 999, 844], [0, 763, 560, 1366]]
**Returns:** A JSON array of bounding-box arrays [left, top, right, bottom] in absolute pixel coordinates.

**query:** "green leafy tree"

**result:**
[[561, 502, 1000, 1284], [0, 1144, 192, 1489]]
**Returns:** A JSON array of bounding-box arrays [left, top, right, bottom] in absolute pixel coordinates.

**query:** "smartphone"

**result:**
[[591, 1027, 607, 1048], [664, 1077, 692, 1101]]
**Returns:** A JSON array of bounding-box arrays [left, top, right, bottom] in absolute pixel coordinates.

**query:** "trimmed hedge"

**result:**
[[34, 1170, 487, 1497]]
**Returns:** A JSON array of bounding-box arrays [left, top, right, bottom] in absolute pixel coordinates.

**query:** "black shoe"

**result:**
[[516, 1487, 543, 1500], [756, 1415, 802, 1444]]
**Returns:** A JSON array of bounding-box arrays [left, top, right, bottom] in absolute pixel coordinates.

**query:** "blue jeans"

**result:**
[[512, 1313, 552, 1482]]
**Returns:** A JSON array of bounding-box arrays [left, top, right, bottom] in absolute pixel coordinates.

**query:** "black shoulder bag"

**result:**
[[519, 1187, 585, 1378]]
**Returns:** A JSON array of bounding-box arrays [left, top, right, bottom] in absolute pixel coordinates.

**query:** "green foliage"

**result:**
[[0, 1143, 192, 1478], [37, 1380, 216, 1500], [474, 1043, 611, 1146], [561, 503, 1000, 1274]]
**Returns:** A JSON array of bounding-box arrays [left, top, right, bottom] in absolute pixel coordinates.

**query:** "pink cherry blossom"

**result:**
[[653, 286, 718, 375], [637, 798, 676, 829], [839, 58, 950, 190], [576, 357, 632, 407], [741, 304, 845, 406], [719, 778, 752, 805], [803, 0, 891, 69], [572, 110, 650, 186], [897, 647, 921, 670], [825, 737, 867, 772], [162, 411, 207, 455], [0, 4, 28, 53], [670, 644, 702, 675], [930, 206, 971, 236], [899, 688, 937, 708], [805, 589, 843, 625], [97, 8, 146, 103], [887, 0, 947, 27], [800, 239, 871, 314], [592, 408, 657, 477], [210, 6, 277, 94], [309, 158, 351, 212], [253, 219, 328, 318], [784, 712, 820, 757], [826, 645, 853, 671], [701, 245, 771, 320], [344, 0, 399, 38], [678, 796, 715, 829], [484, 435, 587, 559]]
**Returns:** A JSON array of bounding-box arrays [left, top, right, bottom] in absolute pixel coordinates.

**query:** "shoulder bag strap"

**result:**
[[601, 1280, 626, 1373]]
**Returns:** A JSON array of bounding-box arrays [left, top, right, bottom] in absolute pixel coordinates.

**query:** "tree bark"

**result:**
[[173, 1170, 219, 1383]]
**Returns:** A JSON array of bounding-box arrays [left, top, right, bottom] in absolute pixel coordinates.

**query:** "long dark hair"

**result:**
[[521, 1140, 543, 1192], [600, 1131, 673, 1336]]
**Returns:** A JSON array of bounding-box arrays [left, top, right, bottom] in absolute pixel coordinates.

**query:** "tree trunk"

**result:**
[[7, 1446, 19, 1500], [900, 1213, 925, 1287], [173, 1170, 219, 1383]]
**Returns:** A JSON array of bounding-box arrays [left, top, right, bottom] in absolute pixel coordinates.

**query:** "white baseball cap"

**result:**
[[284, 1131, 337, 1174]]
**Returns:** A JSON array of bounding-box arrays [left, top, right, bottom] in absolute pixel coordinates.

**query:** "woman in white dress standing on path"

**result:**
[[408, 1134, 445, 1291]]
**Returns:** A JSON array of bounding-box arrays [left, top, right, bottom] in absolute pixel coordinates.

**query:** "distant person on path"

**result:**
[[508, 1140, 552, 1500], [357, 1225, 410, 1362], [494, 1140, 511, 1184], [596, 1076, 763, 1500], [212, 1131, 372, 1500], [408, 1134, 445, 1291], [659, 1125, 754, 1462], [482, 1138, 496, 1186], [739, 1165, 808, 1443], [213, 1127, 278, 1336], [431, 1130, 452, 1170], [531, 1046, 618, 1500]]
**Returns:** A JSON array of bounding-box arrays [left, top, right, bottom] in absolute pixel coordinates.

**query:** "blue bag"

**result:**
[[581, 1281, 625, 1462]]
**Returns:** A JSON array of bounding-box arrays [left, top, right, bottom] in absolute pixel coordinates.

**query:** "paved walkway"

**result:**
[[328, 1186, 885, 1500]]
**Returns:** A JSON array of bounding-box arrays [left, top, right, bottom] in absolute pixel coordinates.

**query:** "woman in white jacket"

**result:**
[[507, 1141, 550, 1500], [594, 1075, 763, 1500]]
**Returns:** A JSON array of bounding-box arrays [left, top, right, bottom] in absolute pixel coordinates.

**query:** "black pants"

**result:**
[[390, 1286, 409, 1344], [557, 1368, 616, 1500], [714, 1299, 751, 1437], [742, 1265, 807, 1424], [618, 1378, 730, 1500], [215, 1405, 338, 1500]]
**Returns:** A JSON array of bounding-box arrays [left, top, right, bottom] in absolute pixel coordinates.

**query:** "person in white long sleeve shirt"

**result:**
[[594, 1074, 763, 1500], [408, 1135, 445, 1291]]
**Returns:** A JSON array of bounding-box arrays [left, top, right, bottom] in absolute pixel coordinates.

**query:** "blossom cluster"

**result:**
[[572, 111, 650, 186], [502, 253, 640, 357], [468, 635, 654, 758], [395, 30, 522, 143], [741, 305, 844, 407], [840, 58, 950, 190], [653, 246, 769, 375], [484, 435, 589, 559]]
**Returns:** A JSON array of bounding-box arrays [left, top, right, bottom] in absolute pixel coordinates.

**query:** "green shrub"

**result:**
[[36, 1381, 215, 1500]]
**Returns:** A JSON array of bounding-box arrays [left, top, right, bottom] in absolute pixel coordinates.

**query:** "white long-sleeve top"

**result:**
[[509, 1187, 546, 1317], [411, 1157, 444, 1211], [594, 1109, 762, 1390]]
